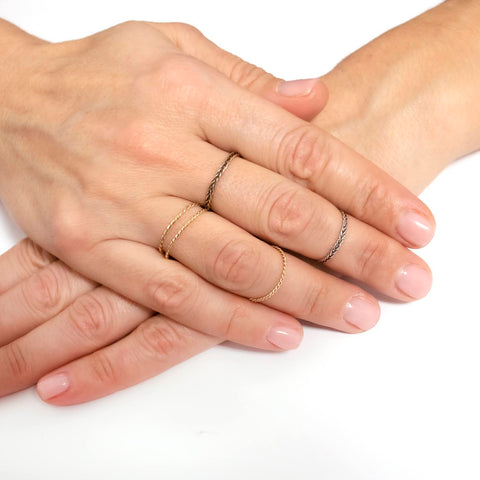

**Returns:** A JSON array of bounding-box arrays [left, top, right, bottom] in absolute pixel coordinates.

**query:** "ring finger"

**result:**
[[133, 197, 381, 332]]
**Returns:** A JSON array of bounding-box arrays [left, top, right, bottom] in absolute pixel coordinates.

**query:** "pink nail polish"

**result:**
[[37, 372, 70, 400], [267, 325, 303, 350], [343, 296, 380, 331], [396, 264, 433, 299], [397, 211, 435, 247], [276, 78, 318, 97]]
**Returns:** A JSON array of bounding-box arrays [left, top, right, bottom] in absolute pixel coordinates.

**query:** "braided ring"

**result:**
[[249, 245, 287, 303], [320, 210, 348, 263]]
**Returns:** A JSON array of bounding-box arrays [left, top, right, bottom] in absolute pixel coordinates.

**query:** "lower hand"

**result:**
[[0, 239, 220, 405]]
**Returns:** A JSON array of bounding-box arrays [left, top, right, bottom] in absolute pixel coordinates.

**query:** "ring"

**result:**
[[159, 203, 205, 259], [320, 209, 348, 263], [249, 245, 287, 303], [203, 151, 239, 211]]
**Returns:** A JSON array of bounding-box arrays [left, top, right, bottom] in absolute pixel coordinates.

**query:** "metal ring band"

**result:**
[[203, 151, 239, 211], [320, 210, 348, 263], [159, 203, 205, 259], [164, 206, 205, 259], [159, 202, 197, 255], [249, 246, 287, 303]]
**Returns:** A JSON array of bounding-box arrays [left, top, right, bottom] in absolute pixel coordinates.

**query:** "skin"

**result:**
[[0, 20, 435, 360], [3, 0, 478, 405], [315, 0, 480, 194]]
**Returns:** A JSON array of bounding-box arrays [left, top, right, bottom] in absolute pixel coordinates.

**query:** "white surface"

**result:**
[[0, 1, 479, 479]]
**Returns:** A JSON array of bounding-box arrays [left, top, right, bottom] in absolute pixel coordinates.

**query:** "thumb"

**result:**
[[153, 22, 329, 121]]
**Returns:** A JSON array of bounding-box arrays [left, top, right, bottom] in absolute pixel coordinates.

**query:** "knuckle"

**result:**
[[4, 342, 30, 379], [228, 57, 273, 90], [137, 317, 187, 359], [148, 271, 193, 317], [23, 265, 63, 315], [353, 180, 390, 219], [117, 20, 150, 37], [19, 239, 54, 271], [69, 294, 113, 343], [89, 352, 118, 385], [266, 186, 314, 239], [170, 22, 203, 41], [220, 303, 249, 340], [212, 240, 260, 292], [50, 200, 89, 255], [277, 125, 331, 182], [113, 117, 160, 162], [357, 239, 390, 280], [155, 53, 204, 101], [304, 283, 330, 319]]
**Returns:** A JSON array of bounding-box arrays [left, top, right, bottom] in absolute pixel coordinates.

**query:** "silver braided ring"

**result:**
[[320, 210, 348, 263], [203, 152, 239, 211]]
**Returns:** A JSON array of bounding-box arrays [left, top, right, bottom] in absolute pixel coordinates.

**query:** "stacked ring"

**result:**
[[159, 203, 205, 259]]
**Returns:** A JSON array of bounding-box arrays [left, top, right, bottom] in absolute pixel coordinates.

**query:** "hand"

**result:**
[[0, 46, 329, 402], [0, 239, 220, 405], [0, 21, 434, 345], [0, 20, 436, 405]]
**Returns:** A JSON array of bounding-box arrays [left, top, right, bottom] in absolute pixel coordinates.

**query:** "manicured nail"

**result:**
[[37, 372, 70, 400], [395, 264, 432, 299], [267, 325, 303, 350], [343, 296, 380, 331], [276, 78, 318, 97], [397, 211, 435, 247]]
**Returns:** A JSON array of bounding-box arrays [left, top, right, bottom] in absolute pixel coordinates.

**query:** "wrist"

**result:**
[[313, 1, 480, 193]]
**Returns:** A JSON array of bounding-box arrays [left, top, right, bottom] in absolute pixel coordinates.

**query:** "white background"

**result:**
[[1, 1, 479, 479]]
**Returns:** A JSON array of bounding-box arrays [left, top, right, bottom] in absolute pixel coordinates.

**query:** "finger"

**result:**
[[0, 238, 55, 295], [192, 68, 435, 249], [156, 146, 432, 302], [0, 260, 96, 346], [128, 198, 380, 332], [0, 286, 151, 397], [148, 22, 328, 121], [36, 315, 220, 406], [66, 239, 303, 352], [162, 198, 429, 305]]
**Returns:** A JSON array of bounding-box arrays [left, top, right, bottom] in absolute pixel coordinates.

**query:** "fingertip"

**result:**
[[342, 295, 381, 333], [397, 208, 436, 248], [395, 263, 433, 300], [266, 320, 304, 351], [36, 372, 71, 404]]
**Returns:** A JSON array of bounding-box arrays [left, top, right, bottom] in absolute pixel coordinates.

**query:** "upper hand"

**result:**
[[0, 21, 434, 352]]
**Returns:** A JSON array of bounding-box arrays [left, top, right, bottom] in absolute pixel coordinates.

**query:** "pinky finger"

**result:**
[[36, 315, 221, 406]]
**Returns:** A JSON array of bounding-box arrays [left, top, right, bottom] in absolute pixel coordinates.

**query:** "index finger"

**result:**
[[198, 75, 435, 249]]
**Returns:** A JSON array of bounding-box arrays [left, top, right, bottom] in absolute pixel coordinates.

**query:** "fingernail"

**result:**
[[267, 325, 303, 350], [343, 296, 380, 331], [395, 264, 432, 299], [397, 211, 435, 247], [37, 372, 70, 400], [276, 78, 318, 97]]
